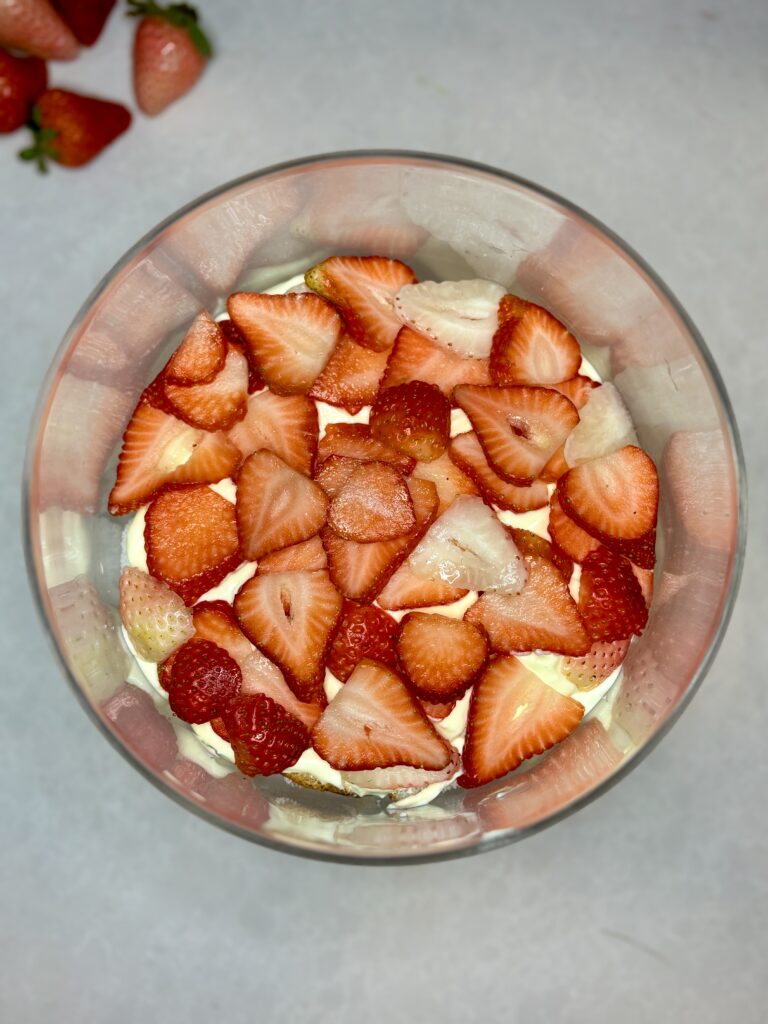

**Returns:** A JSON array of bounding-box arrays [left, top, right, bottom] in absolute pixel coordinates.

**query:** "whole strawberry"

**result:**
[[0, 0, 78, 59], [51, 0, 116, 46], [19, 87, 131, 171], [128, 0, 211, 116], [0, 46, 46, 133]]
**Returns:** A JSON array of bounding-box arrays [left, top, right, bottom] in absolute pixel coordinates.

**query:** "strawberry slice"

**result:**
[[448, 431, 549, 513], [340, 747, 461, 793], [309, 330, 389, 414], [578, 548, 648, 642], [236, 450, 328, 560], [394, 279, 506, 359], [548, 492, 600, 563], [311, 658, 452, 770], [376, 561, 468, 610], [465, 554, 590, 656], [257, 536, 328, 575], [227, 390, 318, 476], [166, 430, 240, 489], [509, 528, 573, 582], [219, 318, 263, 394], [421, 699, 456, 720], [305, 255, 417, 352], [548, 375, 598, 409], [192, 600, 253, 663], [167, 639, 242, 725], [326, 600, 399, 682], [313, 454, 359, 498], [454, 384, 580, 485], [458, 656, 584, 787], [490, 295, 582, 385], [381, 326, 492, 401], [396, 612, 488, 701], [226, 291, 341, 395], [119, 567, 195, 661], [409, 451, 477, 516], [328, 461, 415, 542], [563, 383, 636, 467], [322, 477, 438, 602], [539, 444, 569, 482], [234, 569, 343, 703], [562, 638, 631, 690], [317, 423, 414, 475], [239, 649, 324, 728], [163, 343, 249, 431], [223, 693, 309, 776], [369, 381, 451, 462], [633, 564, 654, 607], [165, 310, 226, 385], [145, 486, 241, 605]]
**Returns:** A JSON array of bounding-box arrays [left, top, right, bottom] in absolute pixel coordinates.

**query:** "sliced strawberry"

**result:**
[[234, 570, 343, 703], [538, 444, 569, 482], [119, 567, 195, 662], [305, 255, 417, 352], [381, 326, 492, 401], [328, 461, 415, 542], [219, 318, 263, 393], [326, 600, 399, 682], [236, 450, 328, 561], [227, 390, 318, 476], [223, 693, 309, 776], [376, 561, 468, 610], [322, 477, 438, 602], [509, 528, 573, 582], [226, 291, 341, 395], [562, 638, 631, 690], [158, 652, 177, 691], [163, 343, 249, 431], [548, 492, 600, 563], [257, 536, 328, 575], [563, 383, 636, 467], [166, 430, 240, 488], [340, 746, 460, 793], [165, 310, 226, 385], [239, 649, 324, 729], [408, 495, 527, 593], [192, 600, 253, 663], [317, 423, 414, 474], [448, 431, 549, 513], [548, 375, 598, 410], [145, 486, 241, 606], [458, 656, 584, 787], [454, 384, 579, 485], [309, 330, 389, 413], [311, 658, 452, 770], [394, 279, 506, 359], [465, 554, 590, 656], [313, 454, 359, 498], [578, 548, 648, 642], [490, 296, 581, 385], [369, 381, 451, 462], [396, 612, 488, 701], [421, 699, 456, 720], [167, 639, 242, 725], [410, 450, 478, 517]]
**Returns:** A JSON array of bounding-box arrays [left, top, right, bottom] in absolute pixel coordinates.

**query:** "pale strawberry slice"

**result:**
[[381, 326, 492, 401], [317, 423, 414, 475], [408, 495, 527, 593], [396, 612, 488, 701], [369, 381, 451, 462], [163, 343, 249, 431], [509, 528, 573, 582], [547, 375, 598, 410], [490, 295, 582, 385], [311, 658, 452, 770], [421, 699, 456, 720], [166, 430, 240, 488], [309, 330, 389, 413], [326, 600, 399, 682], [219, 318, 263, 394], [458, 655, 584, 787], [234, 569, 343, 703], [578, 548, 648, 642], [227, 390, 318, 476], [376, 561, 468, 610], [448, 431, 549, 513], [313, 454, 359, 498], [322, 477, 438, 602], [165, 311, 226, 385], [305, 255, 417, 352], [145, 486, 241, 606], [562, 639, 631, 690], [236, 450, 328, 560], [410, 450, 478, 514], [119, 567, 195, 662], [465, 554, 590, 656], [548, 492, 600, 563], [192, 600, 254, 663], [454, 384, 580, 485], [257, 536, 328, 575], [226, 291, 341, 395], [328, 461, 415, 542], [563, 383, 637, 467], [341, 746, 460, 793], [394, 279, 506, 359]]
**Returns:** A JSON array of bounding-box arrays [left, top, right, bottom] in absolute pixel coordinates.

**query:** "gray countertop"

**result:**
[[1, 2, 765, 1020]]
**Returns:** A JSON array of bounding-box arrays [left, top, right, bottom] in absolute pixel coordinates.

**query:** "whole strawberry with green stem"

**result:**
[[128, 0, 212, 116], [19, 88, 131, 171], [0, 47, 46, 134]]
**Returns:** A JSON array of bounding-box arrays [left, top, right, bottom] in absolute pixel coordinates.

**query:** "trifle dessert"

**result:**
[[110, 255, 658, 808]]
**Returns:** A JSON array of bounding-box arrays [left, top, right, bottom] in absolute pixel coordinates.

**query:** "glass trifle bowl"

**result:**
[[24, 151, 745, 863]]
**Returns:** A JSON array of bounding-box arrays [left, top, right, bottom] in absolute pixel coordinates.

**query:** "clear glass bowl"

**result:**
[[24, 151, 746, 863]]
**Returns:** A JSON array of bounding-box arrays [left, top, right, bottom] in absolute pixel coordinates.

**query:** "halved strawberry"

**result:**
[[394, 279, 506, 359], [163, 343, 249, 431], [376, 561, 468, 610], [547, 375, 598, 409], [454, 384, 579, 485], [548, 492, 600, 563], [234, 570, 343, 703], [490, 296, 582, 385], [236, 450, 328, 560], [223, 693, 309, 776], [563, 383, 636, 467], [458, 656, 584, 787], [313, 454, 359, 498], [119, 567, 195, 661], [421, 699, 456, 720], [562, 638, 631, 690], [257, 536, 328, 575], [219, 318, 263, 394], [305, 255, 417, 352], [509, 528, 573, 582], [226, 291, 341, 395], [165, 310, 226, 385], [369, 381, 451, 462], [328, 461, 415, 542], [410, 450, 478, 514], [192, 600, 253, 663], [465, 554, 590, 656], [326, 600, 399, 682], [227, 390, 318, 476], [380, 326, 492, 401], [578, 548, 648, 642], [167, 639, 242, 725], [317, 423, 414, 475], [396, 612, 488, 701], [145, 486, 241, 605], [309, 330, 389, 414], [448, 431, 549, 513], [311, 658, 452, 770]]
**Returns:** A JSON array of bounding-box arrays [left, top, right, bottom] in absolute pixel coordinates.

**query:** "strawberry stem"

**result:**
[[126, 0, 212, 56], [17, 106, 59, 174]]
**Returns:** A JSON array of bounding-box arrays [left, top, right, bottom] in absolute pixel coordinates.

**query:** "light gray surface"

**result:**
[[1, 2, 765, 1021]]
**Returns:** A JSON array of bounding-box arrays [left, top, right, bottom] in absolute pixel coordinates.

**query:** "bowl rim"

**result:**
[[22, 149, 747, 865]]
